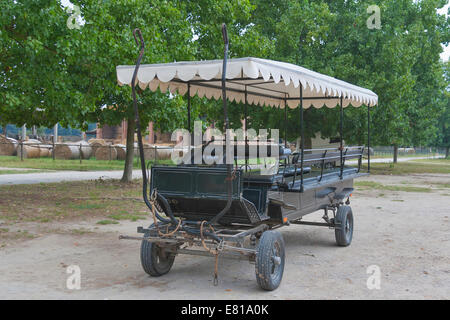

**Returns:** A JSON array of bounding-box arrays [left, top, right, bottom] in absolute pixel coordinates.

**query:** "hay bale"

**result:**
[[0, 135, 18, 156], [156, 146, 173, 160], [54, 143, 80, 160], [88, 138, 106, 154], [78, 141, 92, 159], [114, 144, 126, 160], [24, 139, 41, 145], [95, 145, 117, 160], [39, 146, 51, 158], [131, 143, 174, 161], [54, 141, 90, 160], [142, 143, 155, 160], [17, 145, 41, 159], [133, 143, 157, 160], [36, 144, 52, 158], [88, 138, 106, 145]]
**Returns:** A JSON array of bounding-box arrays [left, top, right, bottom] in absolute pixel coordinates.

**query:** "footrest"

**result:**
[[316, 187, 337, 198]]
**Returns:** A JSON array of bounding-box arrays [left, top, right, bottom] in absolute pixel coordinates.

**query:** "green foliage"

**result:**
[[248, 0, 449, 148], [435, 61, 450, 149], [0, 0, 448, 151], [0, 1, 85, 127], [0, 0, 196, 130]]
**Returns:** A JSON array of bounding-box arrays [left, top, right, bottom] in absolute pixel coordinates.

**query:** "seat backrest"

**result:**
[[344, 149, 363, 160], [292, 148, 362, 167]]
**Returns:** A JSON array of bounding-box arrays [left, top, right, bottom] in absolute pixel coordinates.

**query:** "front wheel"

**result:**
[[255, 230, 285, 291], [334, 206, 353, 247], [140, 235, 175, 277]]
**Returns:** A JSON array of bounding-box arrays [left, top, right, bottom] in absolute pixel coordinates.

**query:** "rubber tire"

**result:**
[[255, 230, 285, 291], [334, 206, 353, 247], [140, 233, 175, 277]]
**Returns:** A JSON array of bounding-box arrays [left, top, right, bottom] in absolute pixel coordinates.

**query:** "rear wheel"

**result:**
[[334, 206, 353, 246], [140, 234, 175, 277], [255, 230, 285, 291]]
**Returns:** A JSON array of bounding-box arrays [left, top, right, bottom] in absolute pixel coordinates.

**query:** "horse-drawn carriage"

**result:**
[[118, 26, 377, 290]]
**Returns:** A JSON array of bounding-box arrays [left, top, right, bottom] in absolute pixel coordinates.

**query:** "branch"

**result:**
[[3, 25, 59, 56]]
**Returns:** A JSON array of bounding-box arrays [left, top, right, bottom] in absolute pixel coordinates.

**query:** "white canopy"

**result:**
[[116, 57, 378, 109]]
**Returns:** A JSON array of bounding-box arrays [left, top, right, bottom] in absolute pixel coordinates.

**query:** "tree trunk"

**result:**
[[445, 146, 449, 159], [121, 117, 136, 183], [393, 144, 398, 163], [2, 125, 6, 136]]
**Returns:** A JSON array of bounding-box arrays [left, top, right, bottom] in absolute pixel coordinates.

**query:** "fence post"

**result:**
[[20, 141, 23, 161], [79, 143, 82, 164], [109, 145, 112, 161], [52, 136, 55, 160]]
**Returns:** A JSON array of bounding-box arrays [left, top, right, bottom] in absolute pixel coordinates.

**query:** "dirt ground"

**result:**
[[0, 173, 449, 299]]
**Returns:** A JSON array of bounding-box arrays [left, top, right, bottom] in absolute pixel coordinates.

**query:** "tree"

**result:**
[[0, 1, 93, 128], [2, 0, 448, 174], [249, 0, 448, 162], [1, 0, 197, 181], [1, 0, 276, 180], [435, 61, 450, 158]]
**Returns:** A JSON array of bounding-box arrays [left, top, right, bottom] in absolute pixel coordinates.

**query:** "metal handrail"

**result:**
[[289, 146, 364, 190]]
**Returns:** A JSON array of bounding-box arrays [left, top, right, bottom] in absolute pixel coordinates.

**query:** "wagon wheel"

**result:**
[[334, 205, 353, 247], [140, 233, 175, 277], [255, 230, 285, 291]]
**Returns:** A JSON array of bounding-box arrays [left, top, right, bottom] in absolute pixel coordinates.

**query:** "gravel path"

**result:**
[[0, 173, 448, 299], [0, 170, 143, 185]]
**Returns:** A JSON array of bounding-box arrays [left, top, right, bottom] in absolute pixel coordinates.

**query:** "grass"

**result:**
[[355, 181, 432, 193], [358, 158, 450, 175], [0, 156, 173, 171], [69, 228, 93, 235], [68, 202, 108, 210], [0, 169, 47, 175], [108, 210, 148, 221], [412, 159, 450, 166], [2, 153, 448, 175], [96, 220, 119, 225], [0, 179, 151, 226], [1, 229, 37, 241], [422, 181, 450, 189]]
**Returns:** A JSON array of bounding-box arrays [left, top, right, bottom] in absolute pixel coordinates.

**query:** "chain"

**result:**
[[200, 220, 223, 286]]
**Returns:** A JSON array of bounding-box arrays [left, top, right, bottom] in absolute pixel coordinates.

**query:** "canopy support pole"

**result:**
[[367, 103, 371, 173], [277, 104, 281, 147], [187, 82, 191, 133], [244, 86, 248, 134], [278, 104, 281, 133], [244, 85, 248, 172], [299, 85, 304, 192], [284, 96, 287, 148], [339, 96, 344, 179]]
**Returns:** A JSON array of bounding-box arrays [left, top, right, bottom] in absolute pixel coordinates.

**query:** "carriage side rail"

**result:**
[[289, 145, 365, 191]]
